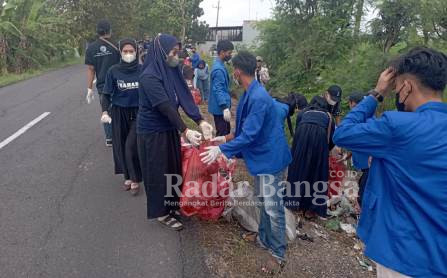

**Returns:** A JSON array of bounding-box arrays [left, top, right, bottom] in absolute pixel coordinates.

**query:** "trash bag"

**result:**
[[180, 141, 236, 220], [223, 182, 297, 242], [328, 155, 346, 198], [191, 88, 202, 105]]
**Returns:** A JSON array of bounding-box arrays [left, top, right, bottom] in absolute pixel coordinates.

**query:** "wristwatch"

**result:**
[[368, 89, 384, 102]]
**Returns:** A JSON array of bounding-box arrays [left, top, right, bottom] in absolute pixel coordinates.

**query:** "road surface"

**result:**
[[0, 65, 210, 278]]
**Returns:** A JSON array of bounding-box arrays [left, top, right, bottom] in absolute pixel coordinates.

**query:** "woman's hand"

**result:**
[[184, 129, 202, 146]]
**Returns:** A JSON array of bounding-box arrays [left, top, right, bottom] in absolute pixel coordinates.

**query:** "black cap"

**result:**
[[348, 91, 365, 104], [96, 19, 111, 36], [327, 85, 342, 102]]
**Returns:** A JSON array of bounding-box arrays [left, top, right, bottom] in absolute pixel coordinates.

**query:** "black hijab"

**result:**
[[141, 34, 201, 122], [117, 38, 138, 74]]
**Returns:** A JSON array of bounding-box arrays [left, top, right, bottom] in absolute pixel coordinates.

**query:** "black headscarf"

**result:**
[[307, 95, 329, 112], [141, 34, 202, 122], [117, 38, 138, 74]]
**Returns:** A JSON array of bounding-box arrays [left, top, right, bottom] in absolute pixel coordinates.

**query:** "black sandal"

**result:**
[[158, 215, 183, 231]]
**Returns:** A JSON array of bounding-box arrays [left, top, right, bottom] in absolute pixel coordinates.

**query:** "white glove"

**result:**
[[185, 129, 202, 146], [199, 121, 214, 140], [101, 112, 112, 124], [223, 108, 231, 123], [86, 88, 94, 104], [211, 136, 226, 144], [200, 146, 222, 165]]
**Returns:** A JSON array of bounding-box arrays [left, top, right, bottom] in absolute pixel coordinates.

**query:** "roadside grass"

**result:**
[[0, 57, 83, 88]]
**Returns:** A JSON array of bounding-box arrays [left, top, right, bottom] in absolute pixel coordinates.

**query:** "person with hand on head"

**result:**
[[333, 47, 447, 278], [208, 40, 234, 136], [85, 19, 120, 147], [102, 38, 142, 196], [201, 51, 291, 274], [137, 34, 213, 231]]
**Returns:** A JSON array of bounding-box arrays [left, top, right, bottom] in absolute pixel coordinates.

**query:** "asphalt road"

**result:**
[[0, 65, 210, 278]]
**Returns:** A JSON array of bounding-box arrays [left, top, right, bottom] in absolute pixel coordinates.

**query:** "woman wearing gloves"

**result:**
[[102, 38, 142, 195], [137, 34, 213, 231]]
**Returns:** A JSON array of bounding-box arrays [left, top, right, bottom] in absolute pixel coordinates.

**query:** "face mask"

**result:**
[[223, 54, 232, 62], [395, 93, 406, 111], [326, 95, 337, 106], [166, 55, 179, 67], [122, 53, 136, 63]]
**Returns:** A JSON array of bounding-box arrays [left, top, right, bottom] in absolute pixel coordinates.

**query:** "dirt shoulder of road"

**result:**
[[180, 101, 376, 278]]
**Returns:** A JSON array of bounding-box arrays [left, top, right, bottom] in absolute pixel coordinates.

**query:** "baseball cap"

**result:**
[[327, 85, 342, 102]]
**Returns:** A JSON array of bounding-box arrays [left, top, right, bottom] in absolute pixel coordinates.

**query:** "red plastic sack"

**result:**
[[328, 155, 346, 198], [191, 88, 202, 105], [180, 141, 236, 220]]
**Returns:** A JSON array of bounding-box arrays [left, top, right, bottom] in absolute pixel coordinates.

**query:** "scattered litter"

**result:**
[[325, 218, 341, 231], [328, 194, 356, 217], [356, 256, 373, 272], [353, 242, 362, 251], [296, 230, 314, 242], [340, 223, 356, 234], [313, 229, 329, 240]]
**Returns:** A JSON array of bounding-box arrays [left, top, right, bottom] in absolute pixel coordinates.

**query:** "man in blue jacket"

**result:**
[[201, 51, 292, 271], [333, 47, 447, 278], [190, 46, 200, 69], [208, 40, 234, 136]]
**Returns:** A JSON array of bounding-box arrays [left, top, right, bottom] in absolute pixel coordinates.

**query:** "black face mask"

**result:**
[[395, 93, 406, 112], [223, 55, 232, 62]]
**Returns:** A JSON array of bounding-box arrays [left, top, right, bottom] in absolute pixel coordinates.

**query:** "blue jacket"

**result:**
[[220, 80, 292, 175], [352, 151, 370, 170], [208, 58, 231, 115], [333, 95, 447, 277], [191, 52, 200, 68]]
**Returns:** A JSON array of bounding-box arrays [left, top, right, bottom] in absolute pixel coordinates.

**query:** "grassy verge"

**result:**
[[0, 57, 84, 88]]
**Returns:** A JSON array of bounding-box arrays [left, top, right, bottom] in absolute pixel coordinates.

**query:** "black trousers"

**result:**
[[358, 168, 369, 207], [213, 114, 231, 136]]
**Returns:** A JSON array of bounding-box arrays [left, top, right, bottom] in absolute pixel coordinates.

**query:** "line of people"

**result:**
[[85, 19, 447, 277]]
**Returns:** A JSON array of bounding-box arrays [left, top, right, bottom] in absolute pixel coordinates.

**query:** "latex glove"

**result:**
[[223, 108, 231, 123], [86, 88, 94, 104], [185, 129, 202, 146], [200, 146, 222, 165], [199, 121, 214, 140], [101, 112, 112, 124], [211, 136, 226, 144]]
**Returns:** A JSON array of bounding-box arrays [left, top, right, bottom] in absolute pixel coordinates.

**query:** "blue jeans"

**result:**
[[254, 170, 287, 261], [98, 92, 112, 140], [196, 79, 209, 101]]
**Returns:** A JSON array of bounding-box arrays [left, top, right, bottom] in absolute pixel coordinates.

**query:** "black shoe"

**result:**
[[105, 139, 112, 147]]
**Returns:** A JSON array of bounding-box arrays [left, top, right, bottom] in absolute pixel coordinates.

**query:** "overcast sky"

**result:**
[[199, 0, 275, 27]]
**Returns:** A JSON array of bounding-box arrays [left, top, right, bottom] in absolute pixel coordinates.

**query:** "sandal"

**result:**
[[261, 256, 286, 275], [130, 183, 140, 196], [158, 215, 183, 231], [241, 231, 257, 242], [123, 180, 132, 191]]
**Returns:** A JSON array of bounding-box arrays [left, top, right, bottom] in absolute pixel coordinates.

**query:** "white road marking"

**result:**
[[0, 112, 51, 150]]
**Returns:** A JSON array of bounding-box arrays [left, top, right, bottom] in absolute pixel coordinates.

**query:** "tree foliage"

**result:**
[[0, 0, 205, 74], [257, 0, 447, 100]]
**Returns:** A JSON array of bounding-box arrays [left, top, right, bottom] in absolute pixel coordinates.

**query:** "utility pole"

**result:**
[[213, 0, 221, 44], [180, 0, 186, 44]]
